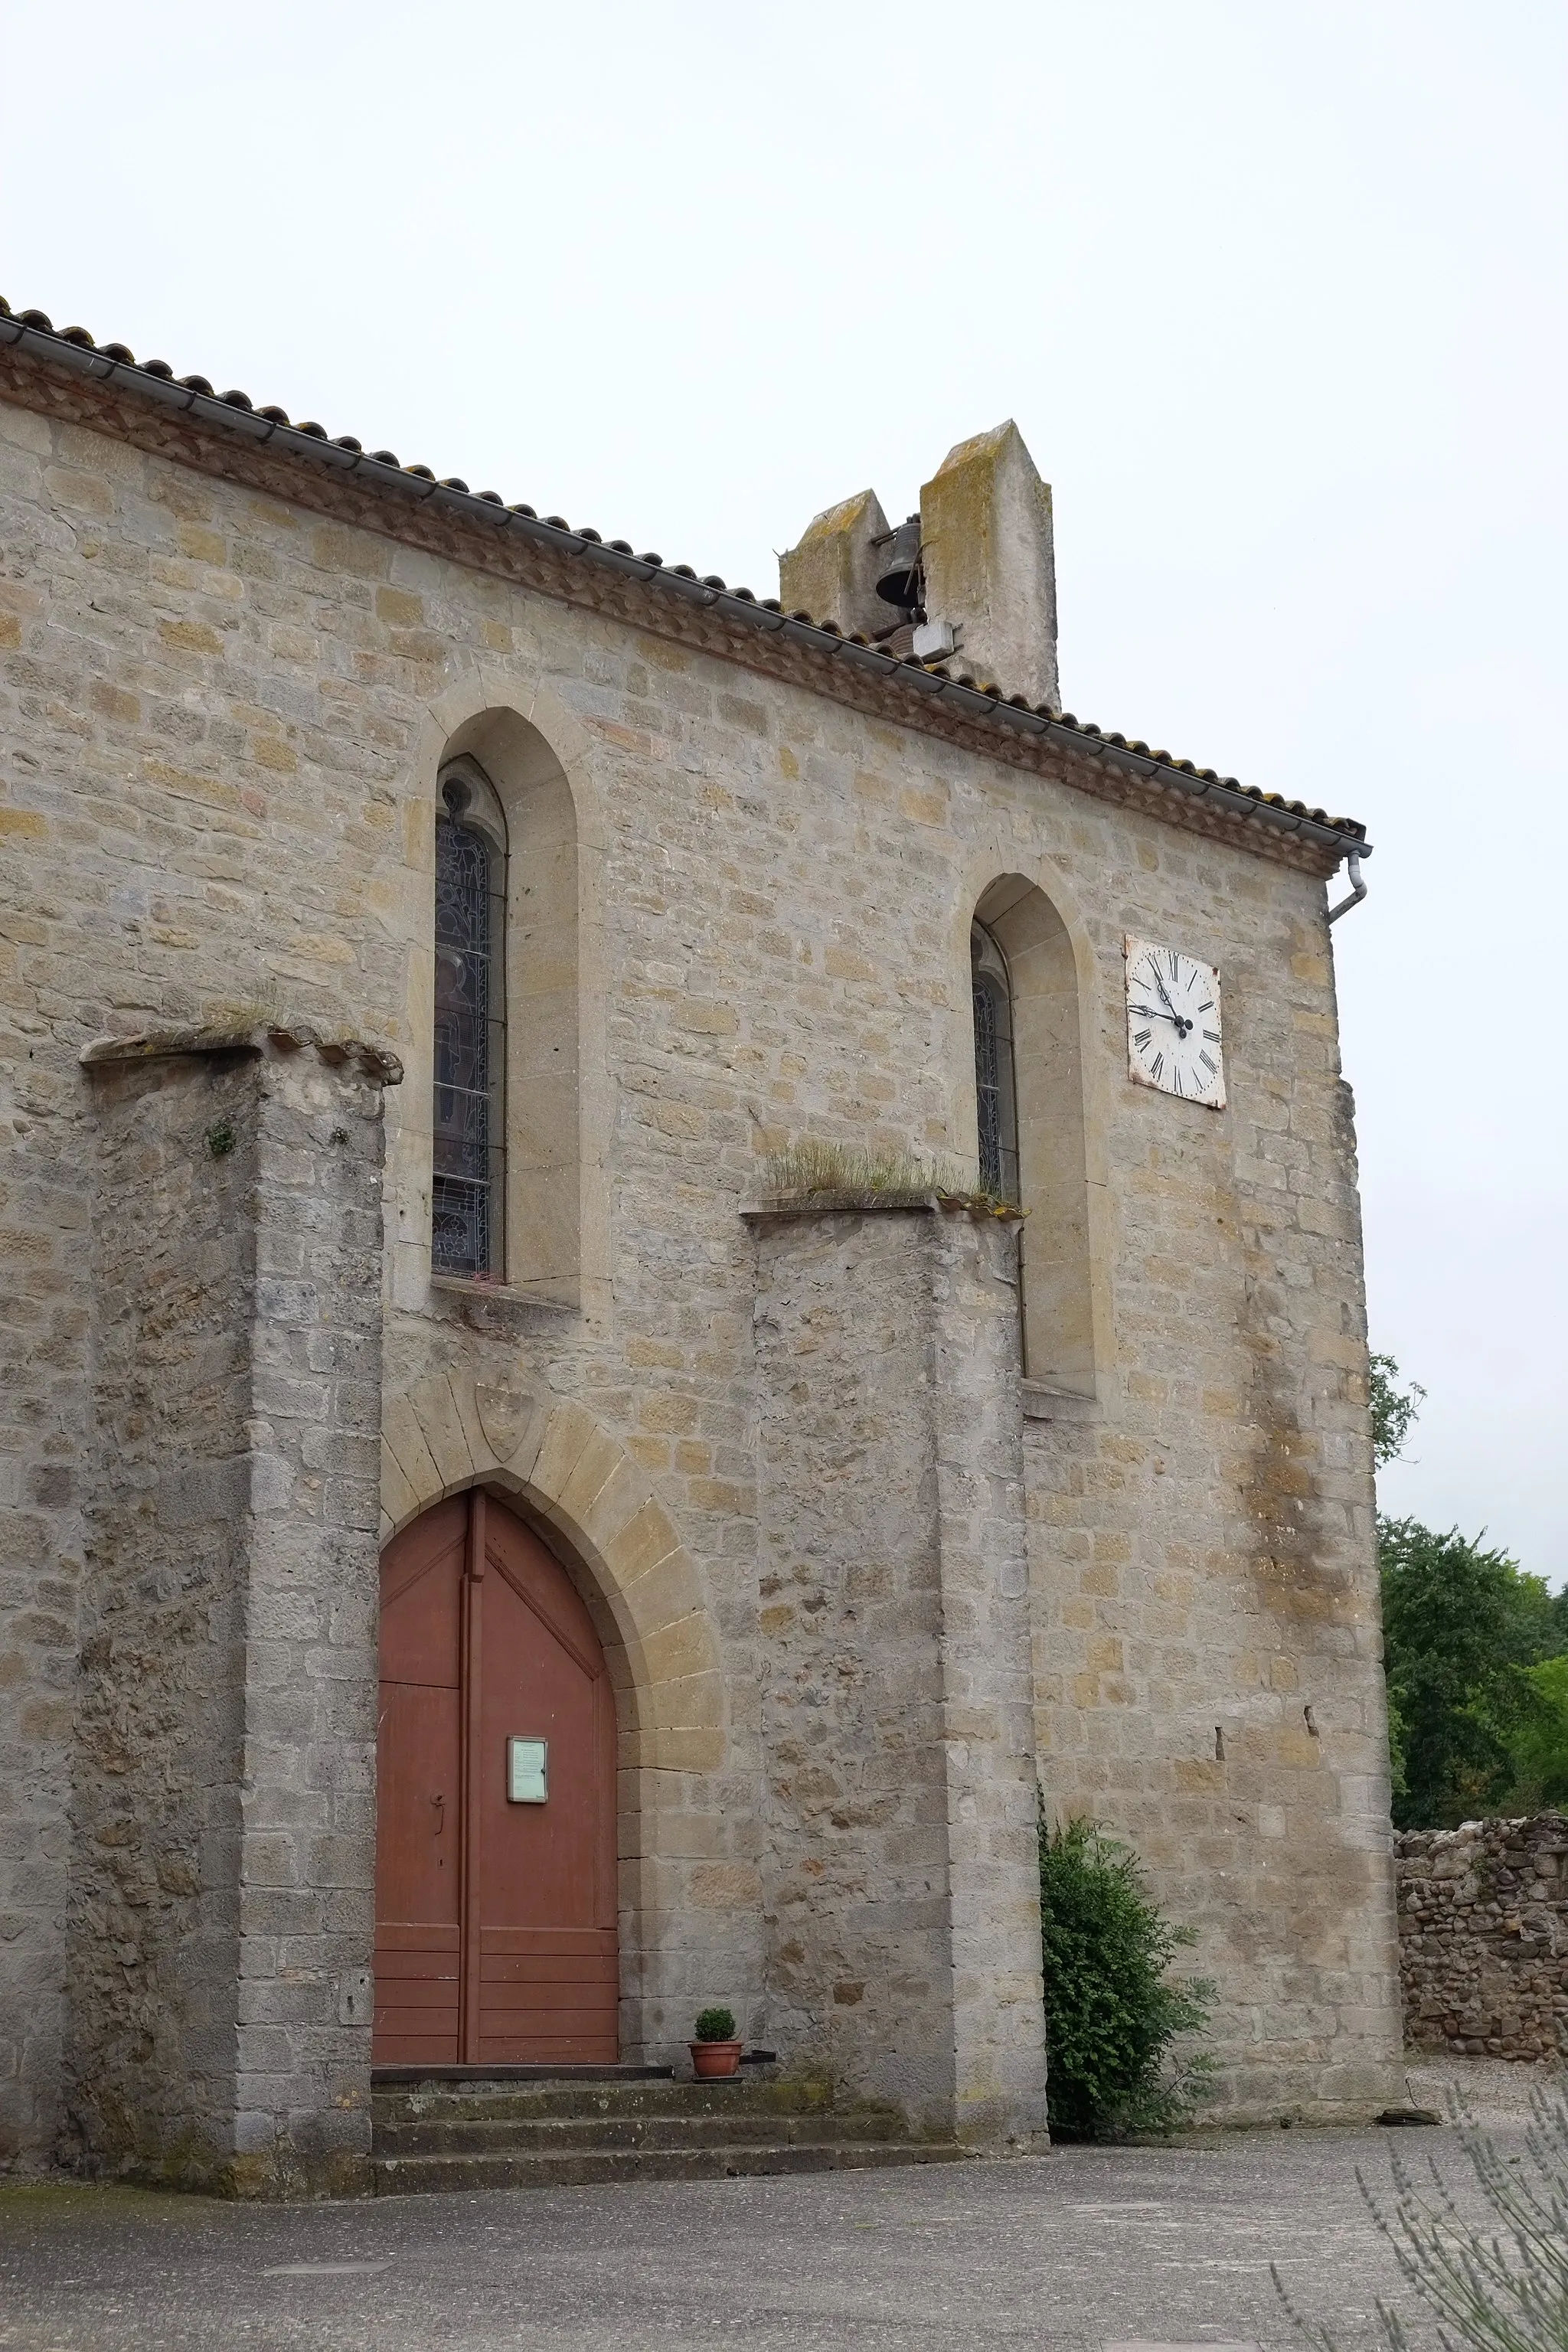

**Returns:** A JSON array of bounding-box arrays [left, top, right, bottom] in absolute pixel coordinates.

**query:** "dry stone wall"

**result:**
[[1396, 1816, 1568, 2061]]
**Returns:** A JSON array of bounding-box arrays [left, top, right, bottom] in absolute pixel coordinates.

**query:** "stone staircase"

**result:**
[[371, 2066, 963, 2194]]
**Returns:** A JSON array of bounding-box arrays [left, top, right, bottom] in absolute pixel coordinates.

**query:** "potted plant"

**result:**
[[689, 2007, 743, 2079]]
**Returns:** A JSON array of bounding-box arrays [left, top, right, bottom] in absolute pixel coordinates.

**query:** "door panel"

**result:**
[[379, 1498, 466, 1684], [372, 1491, 618, 2066], [373, 1504, 465, 2063], [475, 1507, 618, 2060], [375, 1683, 462, 1929]]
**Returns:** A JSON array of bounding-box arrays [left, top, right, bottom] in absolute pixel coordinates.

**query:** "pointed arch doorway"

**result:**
[[372, 1490, 618, 2066]]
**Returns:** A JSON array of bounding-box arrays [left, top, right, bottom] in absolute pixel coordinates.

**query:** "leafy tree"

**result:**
[[1380, 1518, 1560, 1829], [1384, 1682, 1410, 1810], [1369, 1352, 1426, 1472], [1501, 1655, 1568, 1815], [1039, 1815, 1214, 2137], [1370, 1352, 1568, 1825]]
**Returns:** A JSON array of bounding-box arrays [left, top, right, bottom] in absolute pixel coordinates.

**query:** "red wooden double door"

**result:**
[[373, 1491, 618, 2065]]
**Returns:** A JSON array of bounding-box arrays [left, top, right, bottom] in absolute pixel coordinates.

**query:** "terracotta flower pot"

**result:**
[[689, 2039, 743, 2079]]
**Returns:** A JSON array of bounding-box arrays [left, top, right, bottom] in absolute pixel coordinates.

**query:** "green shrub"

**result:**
[[1040, 1815, 1215, 2138], [693, 2007, 737, 2043]]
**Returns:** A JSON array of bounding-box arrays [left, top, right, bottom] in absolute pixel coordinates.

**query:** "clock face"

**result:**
[[1125, 937, 1225, 1109]]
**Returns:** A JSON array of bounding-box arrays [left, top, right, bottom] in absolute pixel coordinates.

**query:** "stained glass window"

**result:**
[[433, 769, 506, 1276], [972, 923, 1019, 1205]]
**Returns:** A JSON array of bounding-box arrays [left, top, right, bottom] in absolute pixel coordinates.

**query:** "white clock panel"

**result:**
[[1125, 937, 1225, 1109]]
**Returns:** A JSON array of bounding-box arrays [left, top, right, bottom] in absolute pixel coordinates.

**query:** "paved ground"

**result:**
[[0, 2066, 1550, 2352]]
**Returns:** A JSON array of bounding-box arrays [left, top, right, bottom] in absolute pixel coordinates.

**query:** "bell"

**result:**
[[874, 514, 923, 611]]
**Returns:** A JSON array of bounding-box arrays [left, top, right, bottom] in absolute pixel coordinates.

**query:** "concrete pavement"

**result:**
[[0, 2119, 1475, 2352]]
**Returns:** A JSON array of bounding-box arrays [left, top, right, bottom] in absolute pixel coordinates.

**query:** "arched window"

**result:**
[[432, 759, 507, 1278], [971, 921, 1020, 1204], [971, 875, 1099, 1396]]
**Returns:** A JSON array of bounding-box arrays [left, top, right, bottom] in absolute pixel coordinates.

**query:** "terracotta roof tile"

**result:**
[[0, 294, 1370, 855]]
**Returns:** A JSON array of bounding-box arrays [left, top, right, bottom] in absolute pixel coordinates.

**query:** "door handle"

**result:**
[[431, 1793, 446, 1834]]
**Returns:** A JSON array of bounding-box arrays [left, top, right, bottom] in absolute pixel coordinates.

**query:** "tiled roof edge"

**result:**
[[0, 301, 1370, 862]]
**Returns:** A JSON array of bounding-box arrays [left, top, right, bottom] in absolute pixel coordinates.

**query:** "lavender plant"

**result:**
[[1276, 2087, 1568, 2352]]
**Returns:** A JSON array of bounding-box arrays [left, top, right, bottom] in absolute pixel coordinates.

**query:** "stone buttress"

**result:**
[[69, 1027, 397, 2194], [747, 1198, 1047, 2151]]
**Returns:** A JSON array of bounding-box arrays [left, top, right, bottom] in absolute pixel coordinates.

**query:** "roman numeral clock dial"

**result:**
[[1125, 937, 1225, 1109]]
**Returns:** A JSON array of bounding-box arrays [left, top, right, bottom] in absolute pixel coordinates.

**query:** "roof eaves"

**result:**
[[0, 302, 1370, 861]]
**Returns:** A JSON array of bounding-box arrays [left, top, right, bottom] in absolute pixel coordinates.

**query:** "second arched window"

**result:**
[[971, 920, 1020, 1205]]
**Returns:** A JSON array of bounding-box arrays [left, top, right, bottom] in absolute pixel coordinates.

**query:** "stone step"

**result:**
[[372, 2076, 828, 2128], [375, 2105, 913, 2157], [372, 2139, 965, 2196], [366, 2069, 961, 2194], [371, 2063, 674, 2089]]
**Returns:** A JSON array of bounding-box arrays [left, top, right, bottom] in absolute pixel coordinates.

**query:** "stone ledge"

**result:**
[[741, 1192, 1021, 1224], [1020, 1379, 1103, 1424], [80, 1021, 403, 1086], [427, 1273, 579, 1318]]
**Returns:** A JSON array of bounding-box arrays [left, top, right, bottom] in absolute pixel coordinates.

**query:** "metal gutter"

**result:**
[[1327, 848, 1370, 922], [0, 309, 1370, 866]]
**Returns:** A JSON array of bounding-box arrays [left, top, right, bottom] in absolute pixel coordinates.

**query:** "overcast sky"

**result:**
[[4, 1, 1563, 1578]]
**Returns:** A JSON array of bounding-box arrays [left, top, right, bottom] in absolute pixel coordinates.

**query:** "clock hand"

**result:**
[[1142, 968, 1192, 1036], [1148, 969, 1195, 1034], [1135, 992, 1193, 1038]]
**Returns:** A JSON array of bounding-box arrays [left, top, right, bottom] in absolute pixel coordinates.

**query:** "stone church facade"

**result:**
[[0, 297, 1402, 2191]]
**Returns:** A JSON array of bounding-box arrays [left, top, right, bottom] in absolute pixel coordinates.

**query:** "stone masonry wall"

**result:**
[[70, 1034, 389, 2192], [1025, 942, 1402, 2121], [0, 358, 1400, 2161], [1396, 1815, 1568, 2060]]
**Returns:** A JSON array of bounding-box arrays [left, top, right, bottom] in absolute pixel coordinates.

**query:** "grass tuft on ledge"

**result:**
[[756, 1138, 1018, 1217]]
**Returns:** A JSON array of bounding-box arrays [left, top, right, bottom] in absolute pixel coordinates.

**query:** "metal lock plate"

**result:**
[[507, 1736, 548, 1803]]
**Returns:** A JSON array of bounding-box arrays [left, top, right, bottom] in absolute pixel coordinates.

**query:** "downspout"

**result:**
[[1328, 848, 1369, 924]]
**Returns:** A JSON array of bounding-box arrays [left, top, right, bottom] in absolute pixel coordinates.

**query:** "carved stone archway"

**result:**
[[381, 1374, 724, 1771], [380, 1375, 730, 2060]]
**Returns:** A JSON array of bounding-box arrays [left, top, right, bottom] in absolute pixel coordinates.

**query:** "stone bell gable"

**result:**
[[781, 418, 1060, 708], [0, 298, 1399, 2187]]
